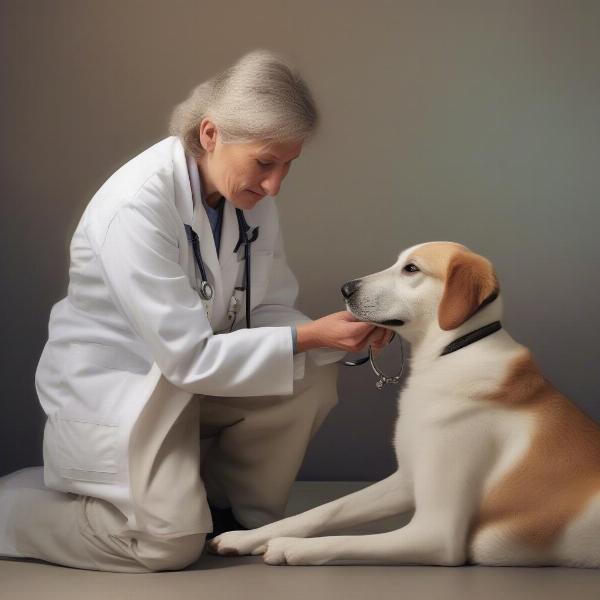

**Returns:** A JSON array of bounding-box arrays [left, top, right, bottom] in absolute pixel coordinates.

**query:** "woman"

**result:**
[[0, 50, 391, 572]]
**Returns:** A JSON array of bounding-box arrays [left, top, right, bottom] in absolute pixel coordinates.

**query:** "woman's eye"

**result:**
[[403, 263, 419, 273], [256, 160, 273, 168]]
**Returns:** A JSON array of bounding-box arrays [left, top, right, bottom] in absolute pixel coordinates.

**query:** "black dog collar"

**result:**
[[440, 321, 502, 357]]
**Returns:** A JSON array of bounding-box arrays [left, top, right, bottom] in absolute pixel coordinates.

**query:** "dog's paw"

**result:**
[[207, 530, 269, 557], [263, 537, 297, 565], [263, 537, 326, 566]]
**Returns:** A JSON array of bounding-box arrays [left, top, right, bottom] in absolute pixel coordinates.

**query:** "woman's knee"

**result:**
[[134, 532, 206, 572]]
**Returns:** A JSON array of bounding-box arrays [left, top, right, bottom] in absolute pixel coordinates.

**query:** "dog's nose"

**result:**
[[341, 279, 361, 300]]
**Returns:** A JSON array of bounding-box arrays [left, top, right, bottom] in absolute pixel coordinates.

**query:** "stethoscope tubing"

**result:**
[[343, 333, 405, 390], [185, 224, 214, 301], [185, 208, 258, 329]]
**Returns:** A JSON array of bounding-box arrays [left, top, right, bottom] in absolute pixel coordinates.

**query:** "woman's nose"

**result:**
[[261, 171, 284, 196]]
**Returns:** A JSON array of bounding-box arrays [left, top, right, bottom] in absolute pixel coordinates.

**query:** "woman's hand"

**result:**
[[295, 311, 393, 354], [368, 327, 395, 356]]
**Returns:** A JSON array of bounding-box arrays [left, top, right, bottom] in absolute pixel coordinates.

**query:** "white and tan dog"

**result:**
[[209, 242, 600, 567]]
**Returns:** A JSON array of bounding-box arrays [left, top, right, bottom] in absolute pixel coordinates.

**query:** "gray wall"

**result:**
[[1, 0, 599, 480]]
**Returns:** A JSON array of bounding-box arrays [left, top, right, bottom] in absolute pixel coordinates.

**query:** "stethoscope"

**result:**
[[342, 335, 405, 390], [184, 208, 259, 331]]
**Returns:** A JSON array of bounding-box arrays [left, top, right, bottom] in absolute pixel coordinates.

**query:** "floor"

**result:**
[[1, 482, 599, 600]]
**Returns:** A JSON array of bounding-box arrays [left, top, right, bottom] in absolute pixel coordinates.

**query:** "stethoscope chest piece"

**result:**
[[199, 280, 214, 301]]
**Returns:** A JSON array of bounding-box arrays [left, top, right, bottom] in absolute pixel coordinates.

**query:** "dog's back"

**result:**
[[469, 349, 600, 567]]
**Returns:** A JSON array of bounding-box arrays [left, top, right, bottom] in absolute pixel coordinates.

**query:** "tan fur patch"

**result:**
[[409, 243, 499, 330], [407, 242, 466, 279], [471, 351, 600, 548]]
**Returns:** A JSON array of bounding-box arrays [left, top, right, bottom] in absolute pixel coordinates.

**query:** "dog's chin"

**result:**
[[346, 305, 405, 328]]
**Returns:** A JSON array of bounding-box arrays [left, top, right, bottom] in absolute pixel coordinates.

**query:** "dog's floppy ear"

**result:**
[[438, 251, 499, 331]]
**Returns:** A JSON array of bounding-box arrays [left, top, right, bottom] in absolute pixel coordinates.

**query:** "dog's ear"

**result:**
[[438, 251, 499, 330]]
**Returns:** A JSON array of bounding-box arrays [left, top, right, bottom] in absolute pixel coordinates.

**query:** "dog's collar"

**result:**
[[440, 321, 502, 357]]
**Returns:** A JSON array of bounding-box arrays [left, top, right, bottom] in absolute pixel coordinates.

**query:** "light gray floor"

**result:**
[[2, 482, 599, 600]]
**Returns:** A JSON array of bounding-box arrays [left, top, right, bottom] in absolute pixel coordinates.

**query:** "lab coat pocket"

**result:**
[[54, 416, 119, 481], [53, 342, 144, 482]]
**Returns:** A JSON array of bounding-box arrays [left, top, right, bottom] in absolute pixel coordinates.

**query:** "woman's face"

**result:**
[[199, 120, 303, 210]]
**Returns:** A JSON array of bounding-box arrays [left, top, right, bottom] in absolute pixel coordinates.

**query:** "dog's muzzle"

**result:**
[[341, 279, 405, 327]]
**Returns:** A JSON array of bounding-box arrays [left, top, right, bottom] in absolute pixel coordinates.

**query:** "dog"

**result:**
[[208, 242, 600, 567]]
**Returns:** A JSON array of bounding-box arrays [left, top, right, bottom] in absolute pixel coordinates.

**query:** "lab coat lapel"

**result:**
[[185, 153, 225, 325], [219, 201, 243, 293], [214, 200, 244, 327], [191, 204, 225, 323]]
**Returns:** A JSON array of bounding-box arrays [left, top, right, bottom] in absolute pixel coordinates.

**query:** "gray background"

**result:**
[[1, 0, 599, 480]]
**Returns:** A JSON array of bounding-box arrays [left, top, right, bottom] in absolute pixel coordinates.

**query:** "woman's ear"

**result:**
[[438, 251, 499, 330], [199, 118, 218, 152]]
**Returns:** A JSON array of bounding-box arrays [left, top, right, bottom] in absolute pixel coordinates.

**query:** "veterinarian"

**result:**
[[0, 50, 392, 572]]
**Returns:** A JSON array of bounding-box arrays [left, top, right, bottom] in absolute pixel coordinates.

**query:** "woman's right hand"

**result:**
[[295, 311, 379, 354]]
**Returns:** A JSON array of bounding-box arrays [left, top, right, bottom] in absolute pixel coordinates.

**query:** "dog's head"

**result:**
[[341, 242, 500, 338]]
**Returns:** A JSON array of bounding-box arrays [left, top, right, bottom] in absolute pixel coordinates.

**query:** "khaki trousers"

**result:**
[[0, 362, 338, 573]]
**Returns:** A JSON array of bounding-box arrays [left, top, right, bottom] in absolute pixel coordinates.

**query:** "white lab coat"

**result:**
[[35, 136, 343, 531]]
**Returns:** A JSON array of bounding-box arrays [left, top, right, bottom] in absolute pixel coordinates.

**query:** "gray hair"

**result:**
[[169, 50, 319, 157]]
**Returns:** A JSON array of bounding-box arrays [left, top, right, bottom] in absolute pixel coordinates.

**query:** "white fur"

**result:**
[[208, 243, 600, 567], [553, 493, 600, 568]]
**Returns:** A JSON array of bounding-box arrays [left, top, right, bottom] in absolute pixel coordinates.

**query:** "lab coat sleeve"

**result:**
[[92, 199, 296, 397], [249, 227, 347, 379]]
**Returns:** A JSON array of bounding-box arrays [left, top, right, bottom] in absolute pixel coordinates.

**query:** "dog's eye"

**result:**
[[403, 263, 420, 273]]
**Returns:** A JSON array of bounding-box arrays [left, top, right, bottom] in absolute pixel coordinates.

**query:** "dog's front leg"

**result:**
[[208, 470, 412, 556], [262, 519, 463, 566], [263, 434, 491, 566]]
